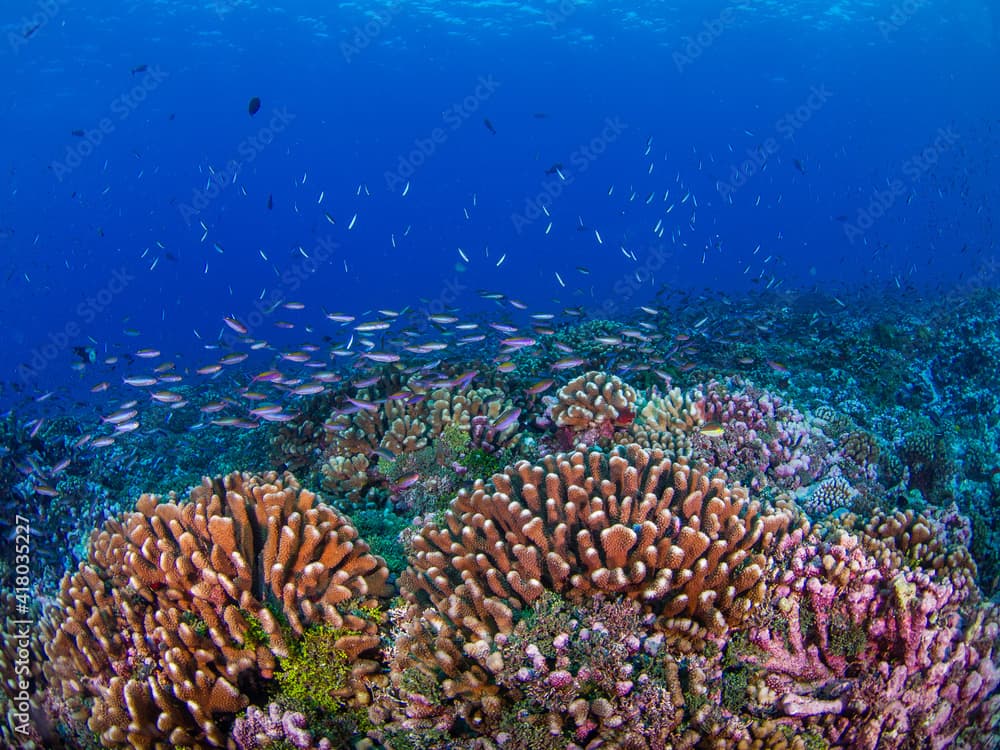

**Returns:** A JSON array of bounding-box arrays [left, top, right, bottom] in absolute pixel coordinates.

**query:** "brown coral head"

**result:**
[[44, 471, 390, 748], [403, 444, 793, 637]]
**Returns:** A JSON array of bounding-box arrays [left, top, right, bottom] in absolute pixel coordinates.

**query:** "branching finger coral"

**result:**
[[320, 377, 517, 500], [44, 471, 390, 749], [551, 371, 638, 447], [388, 444, 795, 737]]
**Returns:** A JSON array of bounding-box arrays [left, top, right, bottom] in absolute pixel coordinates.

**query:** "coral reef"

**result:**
[[550, 371, 638, 448], [44, 471, 390, 748], [384, 444, 795, 739], [747, 522, 1000, 748], [5, 288, 1000, 749]]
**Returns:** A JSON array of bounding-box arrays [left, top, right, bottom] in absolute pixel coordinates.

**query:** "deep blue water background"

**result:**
[[1, 0, 998, 412]]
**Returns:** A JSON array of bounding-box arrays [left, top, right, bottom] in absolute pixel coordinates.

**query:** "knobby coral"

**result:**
[[551, 371, 638, 447], [320, 377, 518, 501], [44, 471, 390, 748], [386, 444, 795, 737], [617, 385, 704, 459]]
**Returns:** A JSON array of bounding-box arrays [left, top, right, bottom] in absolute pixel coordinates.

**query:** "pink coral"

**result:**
[[232, 703, 333, 750], [468, 414, 507, 453], [747, 530, 1000, 748], [692, 378, 830, 490], [491, 596, 687, 747]]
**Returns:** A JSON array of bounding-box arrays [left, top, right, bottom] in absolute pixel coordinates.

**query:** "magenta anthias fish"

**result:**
[[390, 472, 420, 492], [492, 407, 521, 431]]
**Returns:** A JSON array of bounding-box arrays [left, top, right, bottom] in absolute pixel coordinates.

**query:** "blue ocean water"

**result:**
[[1, 0, 997, 409]]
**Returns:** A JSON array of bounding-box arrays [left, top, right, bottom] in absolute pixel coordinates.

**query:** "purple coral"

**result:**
[[747, 531, 1000, 748], [491, 597, 686, 746], [468, 413, 518, 454], [693, 379, 830, 490], [232, 704, 332, 750]]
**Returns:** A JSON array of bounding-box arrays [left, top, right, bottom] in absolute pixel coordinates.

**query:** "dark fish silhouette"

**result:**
[[544, 163, 564, 175], [131, 64, 148, 75], [70, 129, 85, 137], [73, 346, 96, 365], [533, 112, 548, 118], [248, 97, 261, 116], [267, 193, 273, 210], [793, 158, 806, 174], [23, 22, 41, 38], [483, 118, 496, 135]]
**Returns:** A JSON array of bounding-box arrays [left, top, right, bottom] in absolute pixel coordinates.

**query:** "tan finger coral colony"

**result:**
[[313, 378, 520, 500], [388, 446, 793, 736], [42, 473, 389, 748], [4, 371, 999, 749], [403, 445, 788, 635], [551, 371, 638, 431]]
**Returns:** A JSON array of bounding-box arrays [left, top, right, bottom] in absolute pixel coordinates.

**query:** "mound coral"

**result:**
[[798, 474, 858, 518], [386, 444, 795, 737], [551, 371, 638, 448], [839, 429, 881, 482], [320, 453, 372, 500], [44, 471, 390, 748], [897, 428, 955, 502], [813, 404, 856, 438], [617, 384, 704, 458]]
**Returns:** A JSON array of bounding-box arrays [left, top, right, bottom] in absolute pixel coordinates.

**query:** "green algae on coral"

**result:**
[[275, 624, 361, 713]]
